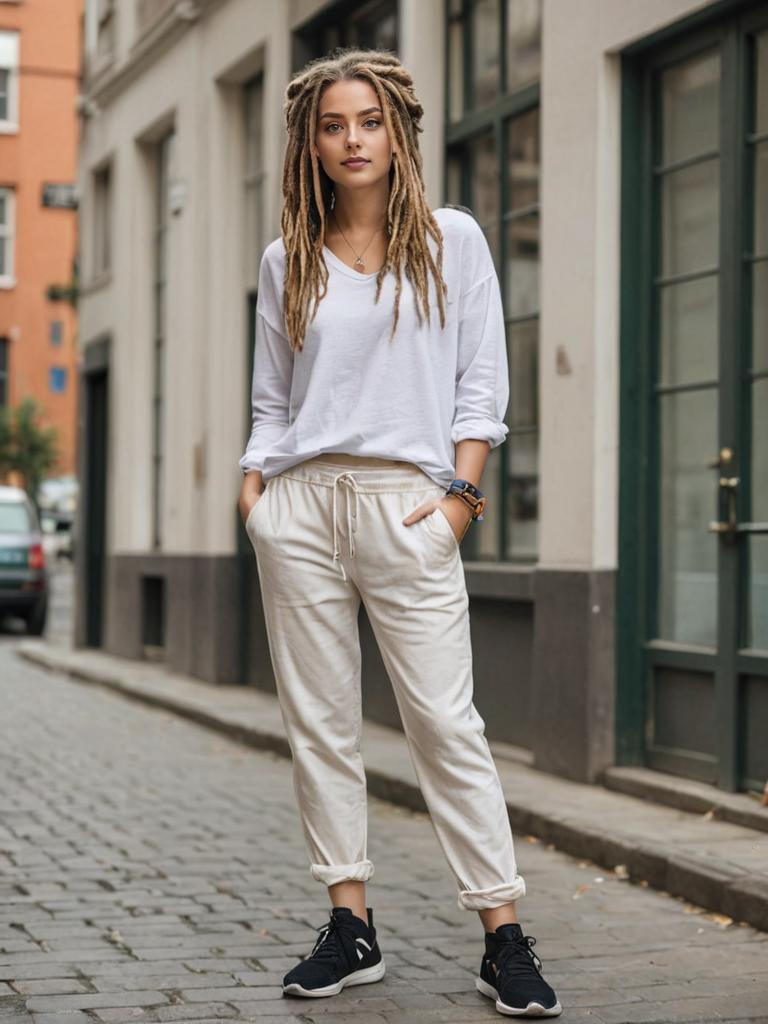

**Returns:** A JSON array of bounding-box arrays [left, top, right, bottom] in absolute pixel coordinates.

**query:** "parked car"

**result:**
[[0, 485, 48, 635], [38, 475, 78, 562], [40, 508, 74, 560]]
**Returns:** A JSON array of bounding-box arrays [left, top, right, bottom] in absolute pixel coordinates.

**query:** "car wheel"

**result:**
[[25, 597, 47, 636]]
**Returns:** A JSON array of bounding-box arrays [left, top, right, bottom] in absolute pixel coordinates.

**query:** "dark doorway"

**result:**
[[82, 348, 109, 648]]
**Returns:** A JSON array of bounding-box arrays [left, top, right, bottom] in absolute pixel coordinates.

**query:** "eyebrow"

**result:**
[[318, 107, 383, 120]]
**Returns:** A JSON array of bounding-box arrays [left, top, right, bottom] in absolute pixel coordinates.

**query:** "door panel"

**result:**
[[657, 388, 718, 647]]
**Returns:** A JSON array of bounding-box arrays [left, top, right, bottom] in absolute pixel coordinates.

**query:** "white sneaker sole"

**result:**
[[283, 958, 386, 998], [476, 975, 562, 1017]]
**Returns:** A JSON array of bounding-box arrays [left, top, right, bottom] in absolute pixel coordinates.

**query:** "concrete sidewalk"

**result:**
[[15, 639, 768, 935]]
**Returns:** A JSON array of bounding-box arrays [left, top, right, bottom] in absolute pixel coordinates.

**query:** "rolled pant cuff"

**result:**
[[310, 860, 375, 886], [457, 876, 527, 910]]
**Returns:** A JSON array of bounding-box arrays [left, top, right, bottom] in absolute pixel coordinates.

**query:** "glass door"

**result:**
[[620, 6, 768, 793]]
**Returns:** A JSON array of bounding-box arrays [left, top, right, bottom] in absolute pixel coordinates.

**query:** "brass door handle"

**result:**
[[708, 520, 737, 534], [709, 465, 739, 537], [708, 446, 734, 469]]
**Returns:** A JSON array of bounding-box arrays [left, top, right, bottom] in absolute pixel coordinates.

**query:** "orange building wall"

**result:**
[[0, 0, 83, 478]]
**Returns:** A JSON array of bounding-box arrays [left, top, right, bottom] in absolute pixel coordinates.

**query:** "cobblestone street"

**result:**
[[1, 640, 767, 1024]]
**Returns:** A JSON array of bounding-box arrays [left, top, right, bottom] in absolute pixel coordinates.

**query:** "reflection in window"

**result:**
[[445, 1, 541, 562], [293, 0, 398, 75]]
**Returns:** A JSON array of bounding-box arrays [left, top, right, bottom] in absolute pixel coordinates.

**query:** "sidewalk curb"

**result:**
[[16, 642, 768, 934]]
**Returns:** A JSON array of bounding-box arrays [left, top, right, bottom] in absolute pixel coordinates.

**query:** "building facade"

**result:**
[[75, 0, 768, 795], [0, 0, 82, 475]]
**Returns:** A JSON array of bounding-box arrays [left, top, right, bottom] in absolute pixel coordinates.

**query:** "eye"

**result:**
[[323, 118, 381, 133]]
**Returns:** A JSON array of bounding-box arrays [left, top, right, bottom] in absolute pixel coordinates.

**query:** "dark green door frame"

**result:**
[[618, 1, 768, 792]]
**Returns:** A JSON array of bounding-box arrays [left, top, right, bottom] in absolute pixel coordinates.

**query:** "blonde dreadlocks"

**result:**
[[280, 47, 448, 353]]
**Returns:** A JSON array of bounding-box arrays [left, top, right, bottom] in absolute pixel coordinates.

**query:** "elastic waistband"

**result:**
[[278, 453, 440, 493]]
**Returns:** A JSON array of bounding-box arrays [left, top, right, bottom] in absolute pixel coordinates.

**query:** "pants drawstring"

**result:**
[[331, 472, 360, 582]]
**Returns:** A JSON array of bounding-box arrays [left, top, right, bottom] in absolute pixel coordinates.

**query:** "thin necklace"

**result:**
[[331, 211, 385, 272]]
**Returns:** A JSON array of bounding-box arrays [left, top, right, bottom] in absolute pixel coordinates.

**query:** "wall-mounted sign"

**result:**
[[42, 184, 79, 209]]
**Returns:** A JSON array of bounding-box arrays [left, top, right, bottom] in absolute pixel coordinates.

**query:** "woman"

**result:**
[[237, 47, 562, 1019]]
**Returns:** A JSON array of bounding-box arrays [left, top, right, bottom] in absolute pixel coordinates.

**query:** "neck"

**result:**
[[328, 181, 390, 236]]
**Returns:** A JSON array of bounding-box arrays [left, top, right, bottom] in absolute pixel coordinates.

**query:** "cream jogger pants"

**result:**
[[245, 452, 526, 911]]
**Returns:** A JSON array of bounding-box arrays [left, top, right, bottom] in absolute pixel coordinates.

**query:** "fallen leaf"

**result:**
[[702, 912, 733, 927]]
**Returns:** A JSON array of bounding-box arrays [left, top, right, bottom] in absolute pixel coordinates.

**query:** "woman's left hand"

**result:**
[[403, 494, 473, 542]]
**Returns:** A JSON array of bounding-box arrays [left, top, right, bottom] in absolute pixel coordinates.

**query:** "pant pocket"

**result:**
[[430, 503, 461, 553], [245, 479, 273, 535]]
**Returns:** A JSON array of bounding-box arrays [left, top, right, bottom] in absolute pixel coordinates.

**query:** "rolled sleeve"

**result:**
[[450, 269, 510, 449]]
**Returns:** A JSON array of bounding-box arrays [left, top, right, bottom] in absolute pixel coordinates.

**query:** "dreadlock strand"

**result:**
[[279, 47, 448, 353]]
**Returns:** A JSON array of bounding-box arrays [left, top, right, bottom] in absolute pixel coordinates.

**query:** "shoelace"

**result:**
[[494, 933, 544, 980], [307, 915, 354, 969]]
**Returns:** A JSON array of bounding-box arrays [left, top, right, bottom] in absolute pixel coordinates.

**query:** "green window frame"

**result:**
[[444, 0, 542, 564]]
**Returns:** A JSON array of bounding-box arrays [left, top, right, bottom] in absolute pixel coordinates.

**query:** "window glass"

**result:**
[[505, 0, 541, 91], [471, 0, 501, 109], [0, 502, 31, 534]]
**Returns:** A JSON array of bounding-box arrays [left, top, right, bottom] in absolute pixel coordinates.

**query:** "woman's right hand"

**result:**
[[238, 471, 266, 526]]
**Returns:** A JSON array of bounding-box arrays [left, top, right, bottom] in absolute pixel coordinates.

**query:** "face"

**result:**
[[314, 78, 396, 193]]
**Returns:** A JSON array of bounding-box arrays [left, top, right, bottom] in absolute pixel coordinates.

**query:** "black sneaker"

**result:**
[[476, 922, 562, 1017], [282, 905, 385, 998]]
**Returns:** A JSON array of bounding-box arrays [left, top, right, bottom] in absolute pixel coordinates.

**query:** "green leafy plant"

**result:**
[[46, 256, 79, 308], [0, 398, 61, 510]]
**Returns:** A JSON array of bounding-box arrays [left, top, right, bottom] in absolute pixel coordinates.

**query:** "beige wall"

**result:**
[[538, 0, 718, 571]]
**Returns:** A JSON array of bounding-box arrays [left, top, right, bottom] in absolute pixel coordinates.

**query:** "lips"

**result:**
[[343, 159, 370, 166]]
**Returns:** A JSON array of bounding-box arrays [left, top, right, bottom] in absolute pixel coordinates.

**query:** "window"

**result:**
[[293, 0, 398, 73], [445, 0, 542, 563], [93, 163, 111, 276], [243, 73, 265, 291], [0, 187, 15, 285], [151, 131, 174, 550], [49, 367, 67, 393], [96, 0, 115, 64], [50, 321, 64, 346], [0, 337, 8, 406], [0, 30, 19, 130]]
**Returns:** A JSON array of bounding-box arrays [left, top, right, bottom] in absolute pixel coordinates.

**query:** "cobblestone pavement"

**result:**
[[1, 642, 767, 1024]]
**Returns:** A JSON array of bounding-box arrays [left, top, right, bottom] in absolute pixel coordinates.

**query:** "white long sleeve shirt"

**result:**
[[239, 206, 509, 490]]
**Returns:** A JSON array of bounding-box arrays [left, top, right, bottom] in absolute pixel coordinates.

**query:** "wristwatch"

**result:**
[[446, 479, 486, 521]]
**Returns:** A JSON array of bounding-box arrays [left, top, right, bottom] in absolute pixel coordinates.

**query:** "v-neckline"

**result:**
[[322, 244, 382, 281]]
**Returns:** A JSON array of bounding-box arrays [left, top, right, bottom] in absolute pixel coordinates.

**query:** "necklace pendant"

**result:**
[[354, 257, 365, 268]]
